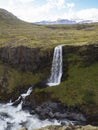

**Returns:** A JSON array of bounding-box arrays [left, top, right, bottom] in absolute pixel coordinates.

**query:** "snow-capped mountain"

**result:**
[[34, 19, 93, 25]]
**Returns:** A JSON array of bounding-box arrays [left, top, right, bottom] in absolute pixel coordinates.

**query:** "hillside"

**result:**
[[0, 8, 98, 48], [0, 8, 98, 127], [0, 8, 18, 21], [0, 8, 27, 28]]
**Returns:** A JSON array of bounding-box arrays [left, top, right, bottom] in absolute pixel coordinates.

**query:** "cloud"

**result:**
[[66, 3, 75, 8], [62, 8, 98, 22], [0, 0, 98, 22], [14, 0, 75, 22], [47, 0, 65, 9], [9, 0, 34, 4], [16, 0, 34, 3], [0, 0, 67, 22], [77, 8, 98, 21]]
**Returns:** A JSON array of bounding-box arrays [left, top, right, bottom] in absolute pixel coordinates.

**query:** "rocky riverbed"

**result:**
[[22, 101, 87, 125], [19, 125, 98, 130]]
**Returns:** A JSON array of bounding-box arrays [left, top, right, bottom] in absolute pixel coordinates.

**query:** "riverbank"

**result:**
[[19, 125, 98, 130]]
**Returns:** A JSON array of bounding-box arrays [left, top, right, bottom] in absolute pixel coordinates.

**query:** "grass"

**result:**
[[0, 11, 98, 49], [0, 9, 98, 49], [0, 62, 48, 100], [40, 63, 98, 107]]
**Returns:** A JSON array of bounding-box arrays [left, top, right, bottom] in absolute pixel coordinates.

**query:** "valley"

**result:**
[[0, 8, 98, 130]]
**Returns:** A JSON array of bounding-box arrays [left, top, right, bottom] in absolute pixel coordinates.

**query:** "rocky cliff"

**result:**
[[0, 46, 53, 101], [0, 46, 53, 72]]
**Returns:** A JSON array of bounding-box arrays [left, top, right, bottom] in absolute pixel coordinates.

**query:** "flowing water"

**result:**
[[0, 103, 61, 130], [0, 101, 85, 130], [47, 45, 63, 86], [0, 87, 75, 130], [0, 103, 76, 130]]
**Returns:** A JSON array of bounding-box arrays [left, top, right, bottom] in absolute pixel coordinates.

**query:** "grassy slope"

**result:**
[[1, 23, 98, 48], [45, 63, 98, 106], [0, 9, 98, 49]]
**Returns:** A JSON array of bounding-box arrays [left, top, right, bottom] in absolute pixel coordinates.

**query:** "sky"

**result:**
[[0, 0, 98, 22]]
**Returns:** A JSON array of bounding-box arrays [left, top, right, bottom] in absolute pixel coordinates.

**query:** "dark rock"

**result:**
[[25, 101, 86, 125], [0, 112, 11, 118], [12, 96, 22, 106], [61, 121, 66, 125], [48, 111, 54, 118], [33, 81, 48, 89], [0, 46, 53, 73]]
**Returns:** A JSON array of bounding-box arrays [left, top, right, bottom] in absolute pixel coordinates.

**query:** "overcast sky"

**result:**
[[0, 0, 98, 22]]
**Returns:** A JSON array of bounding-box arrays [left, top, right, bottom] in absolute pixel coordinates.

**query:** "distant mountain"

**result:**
[[34, 19, 76, 24], [78, 20, 93, 24], [34, 19, 93, 25]]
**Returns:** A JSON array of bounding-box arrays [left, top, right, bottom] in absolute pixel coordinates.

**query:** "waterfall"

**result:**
[[47, 45, 63, 86]]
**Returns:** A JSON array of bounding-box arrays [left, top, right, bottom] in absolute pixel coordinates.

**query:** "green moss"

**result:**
[[0, 62, 47, 100], [28, 88, 51, 105], [67, 53, 83, 66], [44, 63, 98, 106]]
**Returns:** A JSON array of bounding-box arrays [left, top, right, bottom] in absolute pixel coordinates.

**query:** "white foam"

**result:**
[[21, 87, 32, 99]]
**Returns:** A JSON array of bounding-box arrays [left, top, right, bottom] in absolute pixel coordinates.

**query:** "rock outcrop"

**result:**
[[0, 46, 53, 73]]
